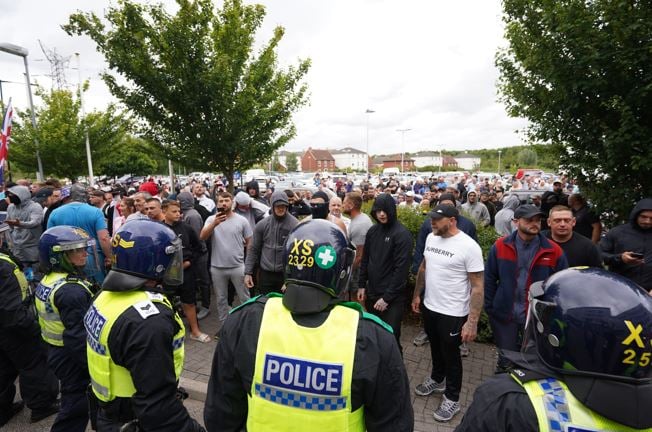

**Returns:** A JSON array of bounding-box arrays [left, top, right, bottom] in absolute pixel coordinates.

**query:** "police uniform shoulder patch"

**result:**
[[145, 291, 165, 302], [133, 300, 160, 319]]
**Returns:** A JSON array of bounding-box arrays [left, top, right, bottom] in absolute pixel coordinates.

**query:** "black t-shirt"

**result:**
[[573, 205, 600, 240], [544, 231, 603, 268]]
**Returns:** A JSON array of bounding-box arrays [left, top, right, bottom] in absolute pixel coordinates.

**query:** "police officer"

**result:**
[[85, 219, 205, 431], [456, 267, 652, 431], [35, 225, 97, 431], [0, 223, 60, 426], [204, 219, 413, 431]]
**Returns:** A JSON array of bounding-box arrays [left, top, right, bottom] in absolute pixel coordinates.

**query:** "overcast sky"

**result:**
[[1, 0, 528, 156]]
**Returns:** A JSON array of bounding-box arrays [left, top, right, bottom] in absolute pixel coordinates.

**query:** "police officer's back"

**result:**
[[204, 219, 414, 432], [456, 268, 652, 431], [85, 220, 205, 431]]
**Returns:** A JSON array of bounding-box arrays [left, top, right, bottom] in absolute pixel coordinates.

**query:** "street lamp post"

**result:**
[[0, 43, 44, 181], [396, 128, 411, 174], [365, 109, 375, 175], [76, 53, 95, 186], [498, 150, 502, 176]]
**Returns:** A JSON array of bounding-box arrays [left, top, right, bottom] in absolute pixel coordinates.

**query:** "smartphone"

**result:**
[[217, 208, 226, 215], [630, 252, 644, 259]]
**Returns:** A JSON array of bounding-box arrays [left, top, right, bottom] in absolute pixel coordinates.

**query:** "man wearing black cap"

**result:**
[[484, 204, 568, 372], [411, 205, 484, 422]]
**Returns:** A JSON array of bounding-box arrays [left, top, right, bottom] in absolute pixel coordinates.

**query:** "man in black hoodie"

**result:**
[[600, 197, 652, 291], [358, 193, 413, 352], [245, 180, 269, 207]]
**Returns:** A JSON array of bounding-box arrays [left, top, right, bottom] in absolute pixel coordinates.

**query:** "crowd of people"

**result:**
[[0, 170, 651, 431]]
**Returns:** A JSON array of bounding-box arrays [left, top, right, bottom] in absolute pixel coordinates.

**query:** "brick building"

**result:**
[[301, 147, 336, 172]]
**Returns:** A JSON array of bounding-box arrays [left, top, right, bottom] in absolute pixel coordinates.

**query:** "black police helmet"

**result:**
[[528, 267, 652, 382], [283, 219, 354, 313]]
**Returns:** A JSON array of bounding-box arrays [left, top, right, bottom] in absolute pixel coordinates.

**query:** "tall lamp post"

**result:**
[[365, 109, 375, 175], [396, 128, 411, 174], [0, 43, 44, 181], [497, 150, 502, 176], [76, 53, 95, 186]]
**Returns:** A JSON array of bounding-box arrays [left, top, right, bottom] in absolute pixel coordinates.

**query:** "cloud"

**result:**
[[0, 0, 527, 158]]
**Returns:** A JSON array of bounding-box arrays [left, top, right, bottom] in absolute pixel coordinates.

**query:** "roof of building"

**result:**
[[330, 146, 365, 155], [304, 148, 335, 161]]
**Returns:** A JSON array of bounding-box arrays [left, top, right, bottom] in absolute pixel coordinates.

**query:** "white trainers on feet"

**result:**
[[414, 376, 446, 396], [433, 395, 460, 422], [413, 330, 429, 346]]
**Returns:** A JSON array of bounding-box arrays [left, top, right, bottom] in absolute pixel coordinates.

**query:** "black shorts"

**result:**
[[175, 268, 196, 305]]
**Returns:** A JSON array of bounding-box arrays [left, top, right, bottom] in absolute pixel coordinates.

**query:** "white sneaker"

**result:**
[[433, 395, 460, 422], [414, 376, 445, 396], [413, 330, 429, 346]]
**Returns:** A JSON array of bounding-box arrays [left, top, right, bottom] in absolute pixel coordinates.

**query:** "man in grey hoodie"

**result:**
[[244, 191, 298, 294], [494, 194, 521, 237], [5, 185, 43, 266]]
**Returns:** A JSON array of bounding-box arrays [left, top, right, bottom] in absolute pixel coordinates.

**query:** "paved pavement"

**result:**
[[8, 304, 499, 431]]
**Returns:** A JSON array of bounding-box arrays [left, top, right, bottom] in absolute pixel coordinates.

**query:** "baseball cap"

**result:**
[[60, 186, 72, 200], [553, 179, 563, 185], [89, 190, 105, 198], [33, 187, 53, 203], [514, 204, 545, 219], [429, 204, 459, 219]]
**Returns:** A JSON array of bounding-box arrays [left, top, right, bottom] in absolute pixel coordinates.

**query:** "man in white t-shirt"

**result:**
[[411, 204, 484, 423]]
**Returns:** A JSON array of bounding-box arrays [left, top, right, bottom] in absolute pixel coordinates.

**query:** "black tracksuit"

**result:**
[[0, 252, 59, 422], [358, 193, 413, 352], [203, 295, 414, 432]]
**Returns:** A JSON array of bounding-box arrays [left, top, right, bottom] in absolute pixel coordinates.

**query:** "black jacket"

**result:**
[[101, 296, 202, 431], [203, 295, 413, 432], [359, 194, 413, 304], [166, 220, 202, 264], [599, 198, 652, 290], [51, 275, 94, 368], [0, 251, 32, 329]]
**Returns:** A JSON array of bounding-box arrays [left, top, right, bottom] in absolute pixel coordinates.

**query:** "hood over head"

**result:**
[[502, 194, 521, 211], [270, 190, 289, 208], [177, 191, 195, 210], [245, 180, 260, 197], [371, 193, 397, 225], [630, 198, 652, 229], [8, 185, 31, 204]]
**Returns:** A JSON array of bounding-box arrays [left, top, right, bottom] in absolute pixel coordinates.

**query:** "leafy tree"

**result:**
[[65, 0, 310, 192], [10, 89, 128, 180], [285, 152, 298, 172], [96, 135, 159, 178], [497, 0, 652, 225], [517, 148, 538, 167]]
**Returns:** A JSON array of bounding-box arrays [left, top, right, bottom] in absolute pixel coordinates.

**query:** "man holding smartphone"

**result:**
[[200, 192, 252, 327], [600, 198, 652, 292]]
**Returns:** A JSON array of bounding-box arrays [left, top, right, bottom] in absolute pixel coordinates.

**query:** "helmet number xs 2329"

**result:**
[[288, 239, 315, 269]]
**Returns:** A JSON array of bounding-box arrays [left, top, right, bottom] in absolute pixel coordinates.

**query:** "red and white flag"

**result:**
[[0, 99, 13, 182]]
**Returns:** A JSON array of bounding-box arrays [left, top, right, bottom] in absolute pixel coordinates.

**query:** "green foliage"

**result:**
[[285, 152, 299, 172], [517, 148, 538, 167], [96, 135, 159, 177], [64, 0, 310, 192], [497, 0, 652, 225], [10, 89, 128, 180]]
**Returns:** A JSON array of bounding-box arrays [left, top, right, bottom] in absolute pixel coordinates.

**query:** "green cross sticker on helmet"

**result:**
[[315, 245, 337, 269]]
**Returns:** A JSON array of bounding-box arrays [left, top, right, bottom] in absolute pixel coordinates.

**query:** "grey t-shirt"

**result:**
[[205, 213, 253, 268], [348, 212, 373, 247]]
